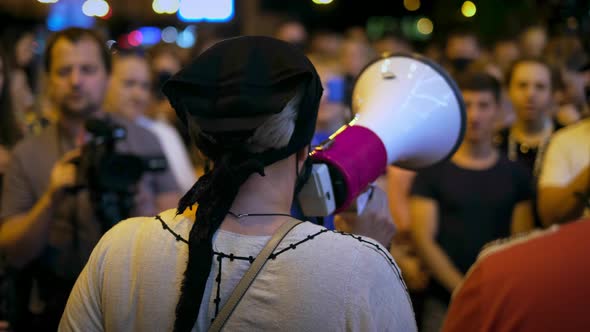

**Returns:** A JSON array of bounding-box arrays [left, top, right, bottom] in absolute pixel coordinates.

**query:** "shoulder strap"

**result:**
[[208, 218, 303, 332]]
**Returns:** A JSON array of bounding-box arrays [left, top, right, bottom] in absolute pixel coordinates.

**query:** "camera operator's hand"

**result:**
[[0, 145, 11, 175], [335, 186, 396, 248], [47, 149, 80, 200]]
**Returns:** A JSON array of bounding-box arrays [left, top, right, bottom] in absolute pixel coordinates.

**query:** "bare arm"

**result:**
[[410, 196, 463, 293], [390, 242, 429, 291], [0, 193, 57, 267], [0, 145, 10, 175], [538, 166, 590, 227], [511, 200, 534, 234], [0, 150, 78, 268], [386, 166, 416, 233]]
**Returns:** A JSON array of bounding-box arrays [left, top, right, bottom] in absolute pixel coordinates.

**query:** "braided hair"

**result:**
[[161, 36, 323, 331]]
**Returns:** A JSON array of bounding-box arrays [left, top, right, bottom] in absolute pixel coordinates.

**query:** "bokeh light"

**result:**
[[461, 1, 477, 18]]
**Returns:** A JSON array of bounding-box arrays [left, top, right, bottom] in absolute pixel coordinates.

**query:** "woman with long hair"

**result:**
[[1, 22, 37, 128], [0, 48, 22, 332]]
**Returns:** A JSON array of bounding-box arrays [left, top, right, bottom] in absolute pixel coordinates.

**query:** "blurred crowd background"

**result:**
[[0, 0, 589, 331]]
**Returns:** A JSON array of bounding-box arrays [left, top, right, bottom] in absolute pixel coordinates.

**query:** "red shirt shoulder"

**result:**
[[443, 220, 590, 332]]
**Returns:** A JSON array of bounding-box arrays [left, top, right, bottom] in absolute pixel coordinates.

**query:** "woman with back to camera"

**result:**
[[59, 36, 416, 331]]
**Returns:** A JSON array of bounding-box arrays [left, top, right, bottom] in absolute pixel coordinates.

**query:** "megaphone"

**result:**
[[298, 53, 466, 217]]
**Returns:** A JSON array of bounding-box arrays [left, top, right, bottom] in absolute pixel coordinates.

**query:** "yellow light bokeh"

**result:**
[[403, 0, 420, 11], [312, 0, 334, 5], [152, 0, 180, 14], [153, 1, 163, 14], [461, 1, 477, 17], [417, 17, 433, 35]]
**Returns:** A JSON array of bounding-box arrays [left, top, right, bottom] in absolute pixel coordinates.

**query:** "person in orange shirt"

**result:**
[[442, 217, 590, 332]]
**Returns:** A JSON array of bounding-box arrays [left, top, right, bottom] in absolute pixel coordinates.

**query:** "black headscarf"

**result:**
[[162, 36, 322, 331]]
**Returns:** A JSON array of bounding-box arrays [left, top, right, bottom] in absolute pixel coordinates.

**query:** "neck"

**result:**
[[514, 116, 548, 134], [452, 143, 499, 170], [220, 155, 297, 235], [512, 117, 553, 146], [456, 140, 495, 159]]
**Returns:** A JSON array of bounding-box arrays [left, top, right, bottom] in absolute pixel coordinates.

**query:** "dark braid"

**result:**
[[173, 152, 265, 332], [161, 36, 324, 331]]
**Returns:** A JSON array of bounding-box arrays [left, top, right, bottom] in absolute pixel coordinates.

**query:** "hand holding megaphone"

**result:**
[[335, 185, 396, 247], [298, 54, 466, 217]]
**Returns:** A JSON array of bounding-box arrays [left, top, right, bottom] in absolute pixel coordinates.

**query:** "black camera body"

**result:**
[[73, 118, 167, 231]]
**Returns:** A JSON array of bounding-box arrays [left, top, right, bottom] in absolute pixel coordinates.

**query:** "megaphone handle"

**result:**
[[311, 125, 388, 213]]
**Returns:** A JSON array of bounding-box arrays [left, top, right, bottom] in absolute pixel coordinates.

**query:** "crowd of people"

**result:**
[[279, 20, 590, 330], [0, 15, 588, 332]]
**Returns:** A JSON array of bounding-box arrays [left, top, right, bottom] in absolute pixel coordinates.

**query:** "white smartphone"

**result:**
[[298, 164, 336, 217]]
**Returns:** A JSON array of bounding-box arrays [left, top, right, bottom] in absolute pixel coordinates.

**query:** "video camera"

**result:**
[[72, 118, 167, 231]]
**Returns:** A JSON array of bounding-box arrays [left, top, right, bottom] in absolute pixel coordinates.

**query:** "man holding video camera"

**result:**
[[0, 28, 179, 330]]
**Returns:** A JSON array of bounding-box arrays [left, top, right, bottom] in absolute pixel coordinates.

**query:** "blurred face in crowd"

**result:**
[[106, 55, 152, 121], [562, 69, 586, 106], [424, 43, 442, 63], [340, 39, 373, 78], [462, 90, 498, 144], [373, 36, 411, 56], [520, 27, 547, 57], [152, 52, 181, 76], [315, 63, 349, 133], [275, 22, 307, 48], [445, 35, 480, 60], [149, 51, 181, 121], [310, 33, 343, 59], [445, 35, 480, 74], [47, 37, 109, 119], [508, 61, 553, 124], [493, 40, 520, 71], [15, 32, 35, 68], [345, 27, 368, 42]]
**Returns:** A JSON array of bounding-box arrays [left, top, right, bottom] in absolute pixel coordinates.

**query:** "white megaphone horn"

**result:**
[[298, 53, 466, 217]]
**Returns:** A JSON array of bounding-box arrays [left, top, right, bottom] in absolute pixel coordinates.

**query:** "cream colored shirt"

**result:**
[[59, 209, 416, 332], [539, 118, 590, 187], [539, 118, 590, 217]]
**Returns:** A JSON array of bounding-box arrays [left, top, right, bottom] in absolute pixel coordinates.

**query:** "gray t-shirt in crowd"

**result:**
[[0, 115, 179, 280]]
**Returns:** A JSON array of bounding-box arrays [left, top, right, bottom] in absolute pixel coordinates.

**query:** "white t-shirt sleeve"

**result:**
[[154, 122, 197, 193], [58, 235, 109, 332], [345, 242, 417, 332], [539, 131, 574, 187]]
